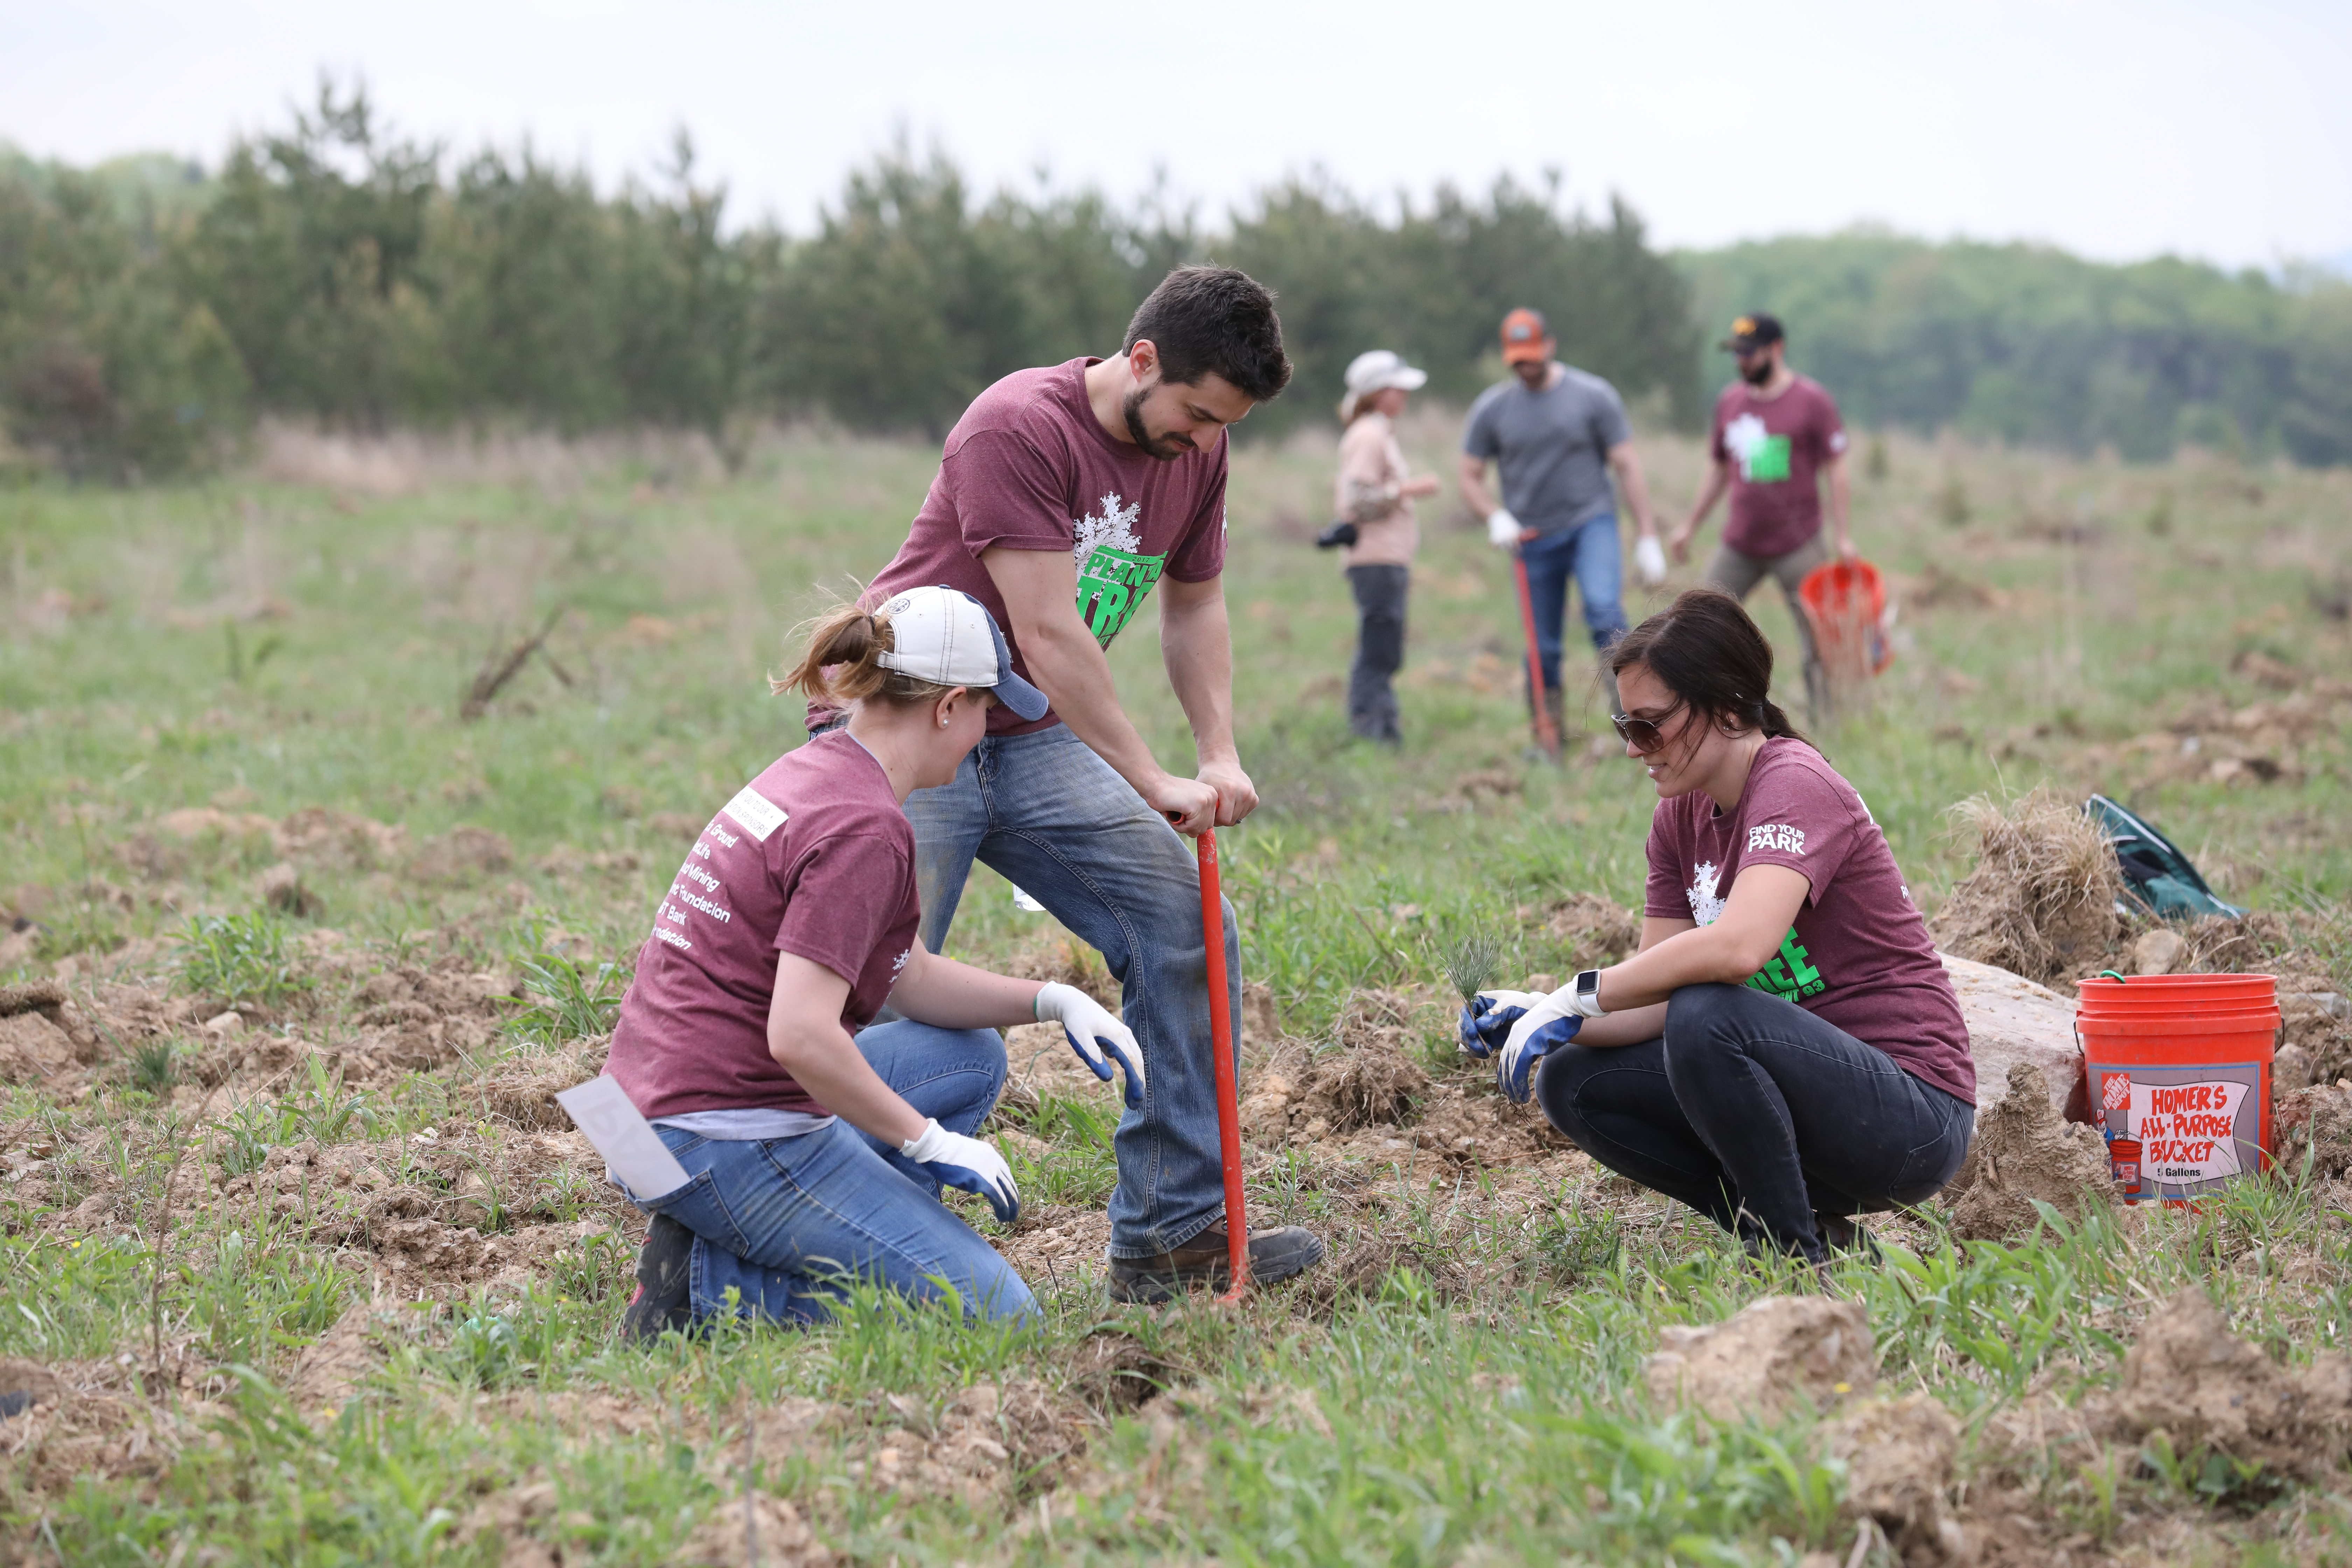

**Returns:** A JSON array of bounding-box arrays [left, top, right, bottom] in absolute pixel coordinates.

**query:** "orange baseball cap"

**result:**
[[1500, 307, 1551, 364]]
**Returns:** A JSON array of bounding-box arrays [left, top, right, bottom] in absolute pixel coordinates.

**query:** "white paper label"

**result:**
[[721, 785, 787, 842], [555, 1076, 692, 1200], [2129, 1078, 2251, 1184]]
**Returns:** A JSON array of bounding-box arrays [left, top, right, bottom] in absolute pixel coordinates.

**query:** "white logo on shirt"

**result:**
[[1748, 823, 1807, 856], [1688, 862, 1726, 927], [1072, 492, 1143, 566], [721, 785, 786, 842], [1723, 413, 1772, 470]]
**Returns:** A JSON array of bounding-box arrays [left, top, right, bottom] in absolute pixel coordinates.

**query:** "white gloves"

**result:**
[[899, 1118, 1020, 1224], [1633, 534, 1667, 587], [1486, 507, 1524, 549], [1034, 981, 1147, 1108]]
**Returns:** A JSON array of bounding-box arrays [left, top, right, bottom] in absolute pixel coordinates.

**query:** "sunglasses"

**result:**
[[1611, 704, 1686, 755]]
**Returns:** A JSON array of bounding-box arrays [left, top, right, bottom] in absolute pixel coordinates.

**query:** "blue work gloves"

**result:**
[[1458, 989, 1545, 1059], [898, 1118, 1020, 1224], [1033, 981, 1147, 1110], [1461, 973, 1610, 1104]]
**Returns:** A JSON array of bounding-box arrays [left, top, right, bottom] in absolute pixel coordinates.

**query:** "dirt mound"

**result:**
[[1931, 788, 2120, 986], [1404, 1082, 1561, 1167], [0, 1008, 79, 1085], [348, 961, 513, 1074], [472, 1050, 602, 1132], [2111, 1288, 2352, 1481], [1245, 990, 1430, 1143], [404, 826, 516, 886], [277, 807, 406, 871], [1825, 1393, 1966, 1564], [680, 1492, 834, 1567], [1066, 1331, 1169, 1414], [1533, 892, 1643, 967], [1643, 1295, 1876, 1422], [1948, 1062, 2112, 1239], [2274, 1084, 2352, 1180]]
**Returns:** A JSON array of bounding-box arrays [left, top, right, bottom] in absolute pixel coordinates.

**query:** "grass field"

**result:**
[[2, 413, 2351, 1565]]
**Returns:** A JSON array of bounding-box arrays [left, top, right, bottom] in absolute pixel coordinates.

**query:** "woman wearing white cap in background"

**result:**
[[599, 586, 1146, 1336], [1331, 350, 1442, 746]]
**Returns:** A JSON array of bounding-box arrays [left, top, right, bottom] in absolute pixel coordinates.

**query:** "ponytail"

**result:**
[[773, 602, 959, 708]]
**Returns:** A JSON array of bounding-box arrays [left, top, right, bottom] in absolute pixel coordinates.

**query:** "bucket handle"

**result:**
[[2098, 970, 2128, 983]]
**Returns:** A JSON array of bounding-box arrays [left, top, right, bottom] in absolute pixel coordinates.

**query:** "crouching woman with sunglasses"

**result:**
[[1462, 589, 1974, 1263]]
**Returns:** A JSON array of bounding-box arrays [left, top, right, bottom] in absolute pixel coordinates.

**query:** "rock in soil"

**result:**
[[2112, 1287, 2352, 1481], [0, 1009, 77, 1084], [1948, 1062, 2112, 1240], [1938, 952, 2085, 1121], [1825, 1393, 1966, 1564], [2133, 926, 2189, 976], [1643, 1295, 1875, 1422]]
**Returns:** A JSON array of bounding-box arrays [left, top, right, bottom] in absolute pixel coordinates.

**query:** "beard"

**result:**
[[1740, 355, 1775, 387], [1121, 386, 1194, 461]]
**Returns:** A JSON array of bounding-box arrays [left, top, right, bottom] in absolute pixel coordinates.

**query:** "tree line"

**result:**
[[0, 84, 1695, 479], [4, 83, 2348, 479], [1683, 232, 2352, 467]]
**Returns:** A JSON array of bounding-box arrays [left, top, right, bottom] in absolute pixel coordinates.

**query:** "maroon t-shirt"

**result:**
[[1708, 374, 1848, 558], [1643, 737, 1975, 1105], [604, 730, 920, 1120], [847, 357, 1230, 737]]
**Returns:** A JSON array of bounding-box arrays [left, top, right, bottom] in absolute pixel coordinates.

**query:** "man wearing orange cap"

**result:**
[[1459, 308, 1665, 727]]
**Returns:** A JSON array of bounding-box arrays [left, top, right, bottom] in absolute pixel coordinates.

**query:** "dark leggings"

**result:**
[[1345, 563, 1407, 743], [1536, 982, 1974, 1263]]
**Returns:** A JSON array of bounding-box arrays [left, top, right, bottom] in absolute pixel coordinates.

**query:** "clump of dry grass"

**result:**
[[1931, 786, 2121, 985]]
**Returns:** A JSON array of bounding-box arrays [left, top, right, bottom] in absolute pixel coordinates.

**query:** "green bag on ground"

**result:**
[[2084, 793, 2246, 920]]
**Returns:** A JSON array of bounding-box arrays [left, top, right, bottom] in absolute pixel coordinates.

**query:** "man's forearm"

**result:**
[[1828, 457, 1851, 541], [1685, 464, 1730, 528], [1457, 456, 1496, 518], [1020, 621, 1170, 791], [1610, 449, 1658, 534], [1161, 587, 1238, 764]]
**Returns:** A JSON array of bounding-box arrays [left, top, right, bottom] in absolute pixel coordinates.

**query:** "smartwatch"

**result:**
[[1567, 969, 1608, 1018]]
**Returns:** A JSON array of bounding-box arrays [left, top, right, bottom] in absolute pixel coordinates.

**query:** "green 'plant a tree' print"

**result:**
[[1745, 927, 1826, 1002], [1070, 492, 1168, 648]]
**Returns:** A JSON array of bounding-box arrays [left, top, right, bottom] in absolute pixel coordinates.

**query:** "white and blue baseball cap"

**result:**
[[873, 586, 1050, 721]]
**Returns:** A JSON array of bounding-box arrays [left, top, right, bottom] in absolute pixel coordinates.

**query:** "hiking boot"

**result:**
[[620, 1213, 695, 1341], [1108, 1226, 1326, 1304], [1814, 1211, 1883, 1262]]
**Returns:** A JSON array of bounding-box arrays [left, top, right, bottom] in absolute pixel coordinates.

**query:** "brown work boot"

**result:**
[[1107, 1226, 1326, 1304]]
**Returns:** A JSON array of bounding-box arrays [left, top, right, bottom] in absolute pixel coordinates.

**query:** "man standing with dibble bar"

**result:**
[[835, 265, 1327, 1302]]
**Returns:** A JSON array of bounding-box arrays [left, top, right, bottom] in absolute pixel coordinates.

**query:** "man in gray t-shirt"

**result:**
[[1459, 308, 1664, 724]]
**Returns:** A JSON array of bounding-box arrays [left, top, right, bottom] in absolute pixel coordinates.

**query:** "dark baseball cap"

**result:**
[[1720, 313, 1785, 353]]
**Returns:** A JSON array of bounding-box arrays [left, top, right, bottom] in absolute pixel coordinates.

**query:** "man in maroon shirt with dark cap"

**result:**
[[1668, 313, 1854, 721]]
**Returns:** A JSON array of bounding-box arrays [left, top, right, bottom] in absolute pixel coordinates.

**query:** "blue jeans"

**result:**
[[1521, 512, 1629, 692], [903, 721, 1240, 1260], [620, 1020, 1037, 1326]]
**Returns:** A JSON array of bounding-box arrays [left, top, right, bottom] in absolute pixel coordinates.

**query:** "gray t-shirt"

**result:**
[[1462, 364, 1631, 533]]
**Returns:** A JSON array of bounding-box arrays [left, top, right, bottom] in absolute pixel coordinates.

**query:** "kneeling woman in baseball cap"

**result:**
[[602, 586, 1143, 1335], [1460, 589, 1975, 1264]]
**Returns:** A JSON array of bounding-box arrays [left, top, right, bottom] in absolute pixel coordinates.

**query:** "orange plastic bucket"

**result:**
[[2079, 974, 2278, 1206], [1797, 560, 1895, 677]]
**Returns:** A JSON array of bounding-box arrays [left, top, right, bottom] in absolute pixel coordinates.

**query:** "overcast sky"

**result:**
[[7, 0, 2349, 270]]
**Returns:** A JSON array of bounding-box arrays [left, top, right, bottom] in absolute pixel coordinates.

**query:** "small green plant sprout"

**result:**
[[175, 912, 310, 1008], [508, 951, 629, 1041], [1440, 929, 1502, 1004], [128, 1039, 178, 1093]]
